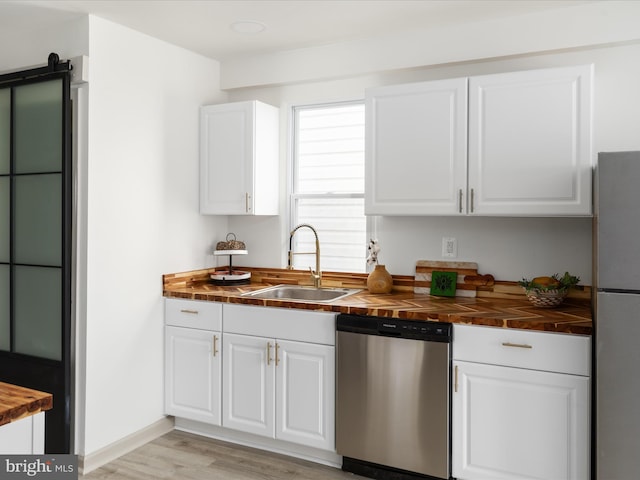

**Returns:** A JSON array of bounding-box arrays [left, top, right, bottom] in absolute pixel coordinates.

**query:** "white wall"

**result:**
[[225, 37, 640, 285], [79, 16, 226, 456]]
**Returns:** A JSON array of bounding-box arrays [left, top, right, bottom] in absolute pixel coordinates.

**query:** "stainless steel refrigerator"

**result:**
[[596, 151, 640, 479]]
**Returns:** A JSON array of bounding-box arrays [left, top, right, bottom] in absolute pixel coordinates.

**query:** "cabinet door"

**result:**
[[200, 102, 254, 215], [165, 326, 222, 425], [452, 360, 590, 480], [0, 413, 45, 454], [365, 78, 468, 215], [222, 333, 275, 438], [200, 101, 278, 215], [275, 340, 335, 451], [468, 65, 593, 215]]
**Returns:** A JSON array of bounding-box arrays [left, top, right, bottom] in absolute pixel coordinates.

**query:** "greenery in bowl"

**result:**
[[519, 272, 580, 293]]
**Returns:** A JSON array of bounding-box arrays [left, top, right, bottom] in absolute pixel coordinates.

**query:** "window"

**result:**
[[290, 102, 367, 273]]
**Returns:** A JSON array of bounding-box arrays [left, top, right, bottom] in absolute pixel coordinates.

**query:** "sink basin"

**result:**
[[242, 285, 361, 303]]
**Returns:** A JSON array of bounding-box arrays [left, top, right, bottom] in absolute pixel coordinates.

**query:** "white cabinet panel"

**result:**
[[452, 360, 590, 480], [365, 78, 468, 215], [468, 65, 593, 215], [0, 412, 45, 454], [453, 323, 590, 376], [223, 303, 335, 345], [165, 326, 222, 425], [276, 339, 335, 451], [165, 298, 222, 330], [200, 100, 279, 215], [222, 333, 275, 437]]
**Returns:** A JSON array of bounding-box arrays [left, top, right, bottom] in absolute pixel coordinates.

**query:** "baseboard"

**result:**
[[78, 416, 175, 475], [174, 417, 341, 468]]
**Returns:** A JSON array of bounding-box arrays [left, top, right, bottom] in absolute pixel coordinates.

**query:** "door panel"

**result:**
[[14, 174, 62, 266], [14, 80, 62, 174], [0, 62, 72, 453], [14, 266, 61, 360], [276, 339, 335, 450], [165, 326, 221, 424], [222, 333, 275, 437], [453, 360, 589, 480]]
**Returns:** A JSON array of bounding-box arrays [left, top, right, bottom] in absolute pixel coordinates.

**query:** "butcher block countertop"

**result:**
[[163, 267, 593, 336], [0, 382, 52, 427]]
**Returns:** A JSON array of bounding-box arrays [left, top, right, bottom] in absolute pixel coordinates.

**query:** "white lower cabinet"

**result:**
[[165, 326, 222, 425], [452, 325, 590, 480], [165, 299, 336, 454], [221, 303, 336, 452], [0, 412, 45, 454], [222, 333, 335, 450], [164, 299, 222, 425]]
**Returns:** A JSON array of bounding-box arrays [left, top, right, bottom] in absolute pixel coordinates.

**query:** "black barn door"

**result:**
[[0, 54, 72, 453]]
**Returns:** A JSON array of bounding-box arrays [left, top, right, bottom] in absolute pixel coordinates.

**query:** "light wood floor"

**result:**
[[82, 430, 365, 480]]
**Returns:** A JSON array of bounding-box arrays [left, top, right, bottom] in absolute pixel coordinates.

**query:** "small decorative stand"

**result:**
[[210, 233, 251, 285]]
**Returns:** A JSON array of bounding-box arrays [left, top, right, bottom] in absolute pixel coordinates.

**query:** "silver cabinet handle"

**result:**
[[470, 188, 475, 213], [266, 342, 273, 365], [458, 189, 463, 214], [212, 335, 219, 357], [180, 309, 198, 314], [502, 342, 533, 349], [454, 365, 459, 393], [275, 343, 280, 366], [245, 192, 251, 213]]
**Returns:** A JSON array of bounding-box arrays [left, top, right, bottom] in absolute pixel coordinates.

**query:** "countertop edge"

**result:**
[[163, 284, 592, 336], [0, 382, 53, 427]]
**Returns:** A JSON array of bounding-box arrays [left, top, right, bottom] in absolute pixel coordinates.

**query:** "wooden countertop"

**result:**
[[163, 267, 593, 336], [0, 382, 53, 427]]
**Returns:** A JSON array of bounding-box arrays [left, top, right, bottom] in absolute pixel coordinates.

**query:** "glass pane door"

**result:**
[[0, 64, 72, 453], [11, 79, 64, 361]]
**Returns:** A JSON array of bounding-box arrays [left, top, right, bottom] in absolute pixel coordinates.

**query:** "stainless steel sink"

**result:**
[[242, 285, 361, 303]]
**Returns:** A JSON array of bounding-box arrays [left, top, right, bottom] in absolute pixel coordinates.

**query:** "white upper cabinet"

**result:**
[[200, 100, 279, 215], [468, 65, 593, 215], [365, 65, 593, 216], [365, 78, 468, 215]]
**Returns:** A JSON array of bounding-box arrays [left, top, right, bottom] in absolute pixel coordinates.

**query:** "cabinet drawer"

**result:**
[[165, 298, 222, 330], [453, 324, 590, 376], [223, 304, 336, 345]]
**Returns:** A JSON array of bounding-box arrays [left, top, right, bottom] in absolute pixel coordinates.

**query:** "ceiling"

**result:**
[[1, 0, 597, 62]]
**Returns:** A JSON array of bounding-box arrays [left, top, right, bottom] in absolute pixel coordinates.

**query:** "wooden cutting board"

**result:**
[[415, 260, 480, 297]]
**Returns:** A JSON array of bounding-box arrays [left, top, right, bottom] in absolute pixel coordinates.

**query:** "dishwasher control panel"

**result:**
[[337, 314, 452, 342]]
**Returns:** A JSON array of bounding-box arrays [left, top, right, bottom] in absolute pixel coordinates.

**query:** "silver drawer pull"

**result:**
[[180, 309, 199, 314], [502, 342, 532, 349]]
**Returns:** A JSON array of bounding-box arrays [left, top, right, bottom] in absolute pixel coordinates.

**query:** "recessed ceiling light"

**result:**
[[230, 21, 267, 34]]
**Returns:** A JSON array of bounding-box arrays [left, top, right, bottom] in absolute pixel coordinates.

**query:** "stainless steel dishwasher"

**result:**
[[336, 314, 452, 480]]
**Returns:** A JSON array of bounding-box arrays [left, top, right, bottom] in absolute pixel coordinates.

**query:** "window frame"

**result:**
[[287, 100, 372, 273]]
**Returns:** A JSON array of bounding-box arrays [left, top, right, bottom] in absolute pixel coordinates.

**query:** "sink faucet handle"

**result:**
[[309, 267, 322, 288]]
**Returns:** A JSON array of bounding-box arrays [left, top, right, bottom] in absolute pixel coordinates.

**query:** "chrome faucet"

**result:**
[[287, 223, 321, 288]]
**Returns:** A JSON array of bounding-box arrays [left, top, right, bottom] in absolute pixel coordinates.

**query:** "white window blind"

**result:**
[[291, 102, 366, 273]]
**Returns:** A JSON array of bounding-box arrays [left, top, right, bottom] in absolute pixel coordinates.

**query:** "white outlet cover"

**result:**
[[442, 237, 457, 258]]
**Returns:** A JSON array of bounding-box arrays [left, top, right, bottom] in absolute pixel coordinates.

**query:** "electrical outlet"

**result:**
[[442, 237, 457, 258]]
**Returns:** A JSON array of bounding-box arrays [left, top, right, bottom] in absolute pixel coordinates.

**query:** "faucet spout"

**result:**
[[287, 223, 322, 288]]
